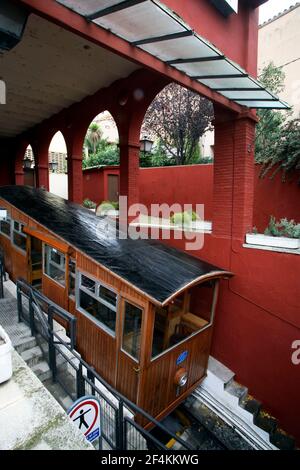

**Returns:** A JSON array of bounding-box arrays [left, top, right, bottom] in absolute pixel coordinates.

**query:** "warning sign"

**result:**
[[68, 396, 101, 443]]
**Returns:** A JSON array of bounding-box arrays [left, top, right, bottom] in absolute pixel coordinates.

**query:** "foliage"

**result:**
[[83, 142, 119, 170], [170, 211, 199, 226], [83, 144, 120, 168], [85, 123, 103, 156], [259, 118, 300, 183], [140, 139, 174, 167], [99, 200, 119, 210], [256, 63, 300, 184], [142, 83, 213, 165], [83, 122, 120, 169], [83, 198, 96, 209], [264, 216, 300, 239]]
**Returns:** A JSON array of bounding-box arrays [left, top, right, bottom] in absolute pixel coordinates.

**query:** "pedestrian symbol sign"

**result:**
[[68, 396, 101, 443]]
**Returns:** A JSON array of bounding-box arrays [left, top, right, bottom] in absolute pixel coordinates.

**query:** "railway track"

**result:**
[[149, 398, 254, 451]]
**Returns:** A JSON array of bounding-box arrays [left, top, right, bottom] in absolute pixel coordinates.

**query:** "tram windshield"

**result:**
[[151, 281, 217, 359]]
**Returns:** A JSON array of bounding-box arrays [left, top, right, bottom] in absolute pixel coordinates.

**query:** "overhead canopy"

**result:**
[[56, 0, 290, 110], [0, 186, 232, 306]]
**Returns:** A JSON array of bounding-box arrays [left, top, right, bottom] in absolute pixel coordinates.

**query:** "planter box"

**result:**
[[246, 233, 300, 250], [96, 209, 119, 218], [0, 326, 13, 384]]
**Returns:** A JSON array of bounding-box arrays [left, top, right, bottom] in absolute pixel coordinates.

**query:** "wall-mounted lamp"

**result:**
[[23, 157, 33, 169], [140, 137, 154, 155], [49, 161, 58, 173]]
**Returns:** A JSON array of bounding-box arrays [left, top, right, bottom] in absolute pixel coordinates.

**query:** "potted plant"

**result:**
[[0, 326, 13, 384], [170, 211, 212, 232], [96, 200, 119, 218], [83, 199, 97, 211], [170, 211, 194, 228], [246, 216, 300, 249]]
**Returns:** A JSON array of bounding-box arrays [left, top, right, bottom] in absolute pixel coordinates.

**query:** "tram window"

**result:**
[[44, 245, 66, 286], [0, 212, 11, 238], [99, 285, 117, 307], [151, 282, 216, 359], [69, 258, 76, 298], [78, 272, 117, 336], [81, 274, 96, 294], [122, 302, 143, 361], [12, 221, 27, 252]]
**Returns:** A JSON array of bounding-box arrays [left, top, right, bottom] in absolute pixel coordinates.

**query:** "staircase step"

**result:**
[[240, 395, 262, 418], [31, 360, 52, 382], [43, 378, 74, 411], [21, 346, 43, 367], [270, 428, 296, 451], [254, 410, 278, 434], [14, 336, 37, 354], [225, 381, 248, 403], [207, 356, 235, 386]]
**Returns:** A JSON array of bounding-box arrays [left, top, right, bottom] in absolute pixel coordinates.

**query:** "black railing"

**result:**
[[16, 279, 192, 451], [0, 251, 5, 299]]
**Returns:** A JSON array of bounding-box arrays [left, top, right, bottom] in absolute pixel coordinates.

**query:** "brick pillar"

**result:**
[[15, 170, 24, 185], [36, 163, 49, 190], [15, 144, 26, 185], [68, 155, 83, 204], [34, 141, 50, 190], [232, 116, 256, 240], [213, 118, 234, 238], [119, 142, 140, 217], [213, 112, 256, 241]]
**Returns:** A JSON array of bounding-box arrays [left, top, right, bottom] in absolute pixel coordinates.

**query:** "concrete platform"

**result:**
[[0, 349, 93, 450]]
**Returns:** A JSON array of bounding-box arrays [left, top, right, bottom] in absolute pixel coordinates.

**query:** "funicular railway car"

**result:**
[[0, 186, 232, 422]]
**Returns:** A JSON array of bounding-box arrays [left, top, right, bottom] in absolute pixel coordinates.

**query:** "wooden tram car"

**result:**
[[0, 186, 232, 422]]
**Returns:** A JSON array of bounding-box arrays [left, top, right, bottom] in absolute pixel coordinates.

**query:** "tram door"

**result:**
[[116, 299, 144, 403], [27, 236, 43, 289]]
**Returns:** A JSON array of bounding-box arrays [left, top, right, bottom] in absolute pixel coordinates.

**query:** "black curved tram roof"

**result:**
[[0, 186, 232, 306]]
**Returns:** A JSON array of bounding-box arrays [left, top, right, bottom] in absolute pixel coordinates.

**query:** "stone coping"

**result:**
[[0, 347, 93, 450], [243, 243, 300, 256]]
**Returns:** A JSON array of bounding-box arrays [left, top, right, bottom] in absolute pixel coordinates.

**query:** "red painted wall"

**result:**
[[253, 166, 300, 231], [138, 227, 300, 444], [83, 168, 105, 203], [83, 163, 300, 442], [83, 167, 120, 204], [165, 0, 259, 75], [139, 165, 214, 220], [83, 164, 300, 227]]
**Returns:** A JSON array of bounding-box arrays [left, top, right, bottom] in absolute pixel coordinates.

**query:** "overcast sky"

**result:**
[[259, 0, 299, 24]]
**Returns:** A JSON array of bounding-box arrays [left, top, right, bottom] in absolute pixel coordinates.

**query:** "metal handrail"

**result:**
[[16, 278, 193, 451], [17, 278, 76, 349], [0, 251, 5, 299]]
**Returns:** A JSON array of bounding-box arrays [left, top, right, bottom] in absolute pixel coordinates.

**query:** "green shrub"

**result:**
[[264, 216, 300, 239], [99, 200, 119, 210], [170, 211, 199, 226], [83, 198, 96, 209]]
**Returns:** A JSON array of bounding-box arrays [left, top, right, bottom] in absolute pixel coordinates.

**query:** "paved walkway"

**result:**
[[0, 349, 93, 450], [0, 284, 93, 450]]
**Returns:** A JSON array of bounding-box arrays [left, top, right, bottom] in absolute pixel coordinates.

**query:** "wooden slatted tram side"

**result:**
[[0, 188, 232, 425]]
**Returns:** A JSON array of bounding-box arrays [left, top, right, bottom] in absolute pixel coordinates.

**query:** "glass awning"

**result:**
[[56, 0, 289, 110]]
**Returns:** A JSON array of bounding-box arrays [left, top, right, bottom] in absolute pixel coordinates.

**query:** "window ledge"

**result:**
[[130, 220, 213, 234], [243, 243, 300, 256]]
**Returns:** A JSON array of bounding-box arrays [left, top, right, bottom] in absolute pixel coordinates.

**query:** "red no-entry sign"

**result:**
[[68, 396, 101, 443]]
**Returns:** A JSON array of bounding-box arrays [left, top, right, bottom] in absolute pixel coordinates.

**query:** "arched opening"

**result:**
[[82, 111, 120, 209], [23, 144, 36, 187], [138, 83, 214, 229], [48, 131, 68, 199], [141, 83, 214, 168]]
